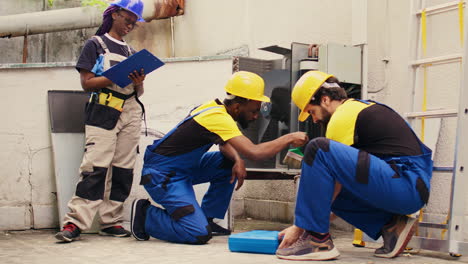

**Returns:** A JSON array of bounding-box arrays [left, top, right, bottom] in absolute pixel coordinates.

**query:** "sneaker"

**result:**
[[207, 218, 231, 236], [276, 231, 340, 261], [131, 199, 150, 241], [99, 226, 131, 237], [55, 223, 81, 242], [374, 215, 417, 258]]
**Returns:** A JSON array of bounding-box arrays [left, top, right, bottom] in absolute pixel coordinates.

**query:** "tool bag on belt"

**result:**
[[85, 88, 135, 130]]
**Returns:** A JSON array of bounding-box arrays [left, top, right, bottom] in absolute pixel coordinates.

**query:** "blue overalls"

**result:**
[[141, 107, 235, 244], [295, 102, 432, 240]]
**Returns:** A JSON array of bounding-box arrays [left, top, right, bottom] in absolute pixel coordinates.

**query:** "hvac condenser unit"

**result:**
[[234, 42, 362, 170]]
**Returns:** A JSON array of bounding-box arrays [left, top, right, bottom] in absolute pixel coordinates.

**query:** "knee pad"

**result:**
[[170, 205, 195, 221], [170, 205, 213, 244], [110, 166, 133, 202], [416, 177, 430, 204], [193, 225, 212, 244], [303, 137, 330, 166], [76, 166, 107, 200], [356, 150, 370, 184]]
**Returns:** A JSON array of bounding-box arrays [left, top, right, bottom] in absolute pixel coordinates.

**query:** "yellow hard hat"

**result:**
[[224, 71, 270, 102], [292, 70, 333, 122]]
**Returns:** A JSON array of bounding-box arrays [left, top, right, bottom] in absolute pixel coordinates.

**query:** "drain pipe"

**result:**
[[0, 0, 185, 38]]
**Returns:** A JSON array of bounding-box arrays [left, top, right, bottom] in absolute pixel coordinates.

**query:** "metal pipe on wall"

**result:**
[[0, 7, 102, 38], [0, 0, 185, 38], [170, 17, 175, 57], [42, 0, 47, 62]]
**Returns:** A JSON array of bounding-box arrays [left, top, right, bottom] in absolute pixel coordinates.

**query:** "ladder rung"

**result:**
[[410, 54, 462, 67], [405, 109, 457, 118], [418, 222, 448, 229], [416, 0, 465, 16], [433, 166, 454, 172]]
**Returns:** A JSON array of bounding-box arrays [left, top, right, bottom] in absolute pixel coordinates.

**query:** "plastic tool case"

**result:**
[[228, 230, 280, 254]]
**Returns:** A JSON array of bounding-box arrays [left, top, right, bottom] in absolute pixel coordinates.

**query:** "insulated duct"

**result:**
[[0, 0, 185, 38]]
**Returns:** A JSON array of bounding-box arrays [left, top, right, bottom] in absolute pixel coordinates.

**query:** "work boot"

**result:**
[[99, 226, 131, 237], [131, 199, 150, 241], [207, 218, 231, 236], [276, 231, 340, 261], [374, 215, 417, 258], [55, 222, 81, 242]]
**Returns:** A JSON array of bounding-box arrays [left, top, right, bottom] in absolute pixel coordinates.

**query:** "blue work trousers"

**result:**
[[295, 137, 431, 240], [143, 151, 235, 244]]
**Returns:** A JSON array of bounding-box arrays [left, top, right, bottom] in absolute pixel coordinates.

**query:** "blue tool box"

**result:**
[[228, 230, 280, 254]]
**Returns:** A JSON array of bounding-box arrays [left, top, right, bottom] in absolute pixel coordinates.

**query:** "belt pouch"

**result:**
[[85, 101, 122, 130]]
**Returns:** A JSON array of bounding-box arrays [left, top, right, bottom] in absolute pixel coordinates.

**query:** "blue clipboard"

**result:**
[[102, 49, 164, 88]]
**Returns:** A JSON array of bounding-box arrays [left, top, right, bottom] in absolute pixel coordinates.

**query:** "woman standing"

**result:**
[[55, 0, 146, 242]]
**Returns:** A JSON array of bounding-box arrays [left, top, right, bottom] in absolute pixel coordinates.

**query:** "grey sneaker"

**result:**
[[276, 231, 340, 261], [374, 215, 417, 258]]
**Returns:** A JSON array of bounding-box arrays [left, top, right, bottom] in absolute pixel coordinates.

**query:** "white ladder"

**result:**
[[405, 0, 468, 256], [353, 0, 468, 256]]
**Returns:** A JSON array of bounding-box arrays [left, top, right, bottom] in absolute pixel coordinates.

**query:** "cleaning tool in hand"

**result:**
[[282, 147, 304, 169], [228, 230, 280, 254]]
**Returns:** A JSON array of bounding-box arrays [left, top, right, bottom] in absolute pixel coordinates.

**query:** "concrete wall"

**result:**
[[0, 0, 466, 235], [0, 58, 233, 230]]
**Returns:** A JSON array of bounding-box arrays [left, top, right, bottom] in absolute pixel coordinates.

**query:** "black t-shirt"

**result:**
[[75, 33, 136, 73], [354, 103, 422, 157], [155, 99, 243, 156], [326, 99, 422, 158]]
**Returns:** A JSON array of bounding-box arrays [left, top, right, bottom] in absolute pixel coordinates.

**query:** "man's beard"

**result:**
[[317, 107, 331, 125], [238, 112, 250, 129]]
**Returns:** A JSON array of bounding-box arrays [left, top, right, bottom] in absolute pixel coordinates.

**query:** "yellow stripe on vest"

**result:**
[[326, 100, 375, 146]]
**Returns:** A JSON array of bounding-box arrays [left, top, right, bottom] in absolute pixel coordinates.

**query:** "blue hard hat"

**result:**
[[111, 0, 145, 22]]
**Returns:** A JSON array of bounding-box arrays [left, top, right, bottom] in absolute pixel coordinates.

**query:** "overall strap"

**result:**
[[126, 44, 133, 55], [135, 95, 147, 136], [174, 106, 222, 133], [93, 35, 110, 54], [157, 106, 223, 144], [354, 98, 372, 105], [100, 87, 135, 100]]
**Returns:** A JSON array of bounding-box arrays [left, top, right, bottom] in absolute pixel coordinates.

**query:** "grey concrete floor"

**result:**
[[1, 219, 467, 264]]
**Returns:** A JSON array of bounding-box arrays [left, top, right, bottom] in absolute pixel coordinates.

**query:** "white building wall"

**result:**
[[172, 0, 353, 58]]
